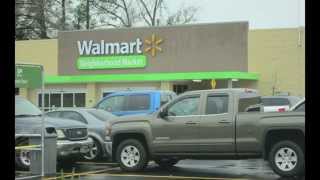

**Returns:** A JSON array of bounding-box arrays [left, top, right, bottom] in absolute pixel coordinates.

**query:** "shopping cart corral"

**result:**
[[15, 133, 57, 179]]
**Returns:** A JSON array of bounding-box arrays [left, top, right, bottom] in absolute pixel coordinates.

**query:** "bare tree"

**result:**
[[166, 6, 198, 25], [15, 0, 199, 39], [61, 0, 66, 30], [15, 0, 50, 39], [91, 0, 139, 28], [92, 0, 198, 28], [138, 0, 163, 26], [38, 0, 48, 38], [86, 0, 90, 29], [137, 0, 198, 26]]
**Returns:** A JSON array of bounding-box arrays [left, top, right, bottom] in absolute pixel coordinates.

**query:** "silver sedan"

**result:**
[[45, 108, 116, 161]]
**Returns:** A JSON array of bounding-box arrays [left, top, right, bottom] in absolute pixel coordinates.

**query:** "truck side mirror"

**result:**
[[159, 108, 168, 118]]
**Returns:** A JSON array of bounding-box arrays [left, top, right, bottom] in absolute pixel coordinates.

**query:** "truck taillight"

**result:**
[[278, 108, 285, 112]]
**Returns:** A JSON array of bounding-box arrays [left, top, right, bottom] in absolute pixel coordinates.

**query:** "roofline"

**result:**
[[58, 21, 249, 34]]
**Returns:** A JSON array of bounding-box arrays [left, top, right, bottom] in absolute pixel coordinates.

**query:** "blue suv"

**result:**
[[95, 90, 177, 116]]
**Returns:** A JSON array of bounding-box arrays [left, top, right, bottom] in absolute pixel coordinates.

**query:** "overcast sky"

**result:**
[[166, 0, 305, 29]]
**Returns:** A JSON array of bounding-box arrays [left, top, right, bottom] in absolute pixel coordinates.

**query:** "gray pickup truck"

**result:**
[[15, 96, 93, 170], [107, 88, 305, 178]]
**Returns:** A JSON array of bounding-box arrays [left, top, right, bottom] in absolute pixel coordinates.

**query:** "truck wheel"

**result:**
[[83, 138, 102, 161], [116, 139, 148, 172], [15, 141, 30, 171], [155, 158, 179, 169], [269, 140, 304, 177]]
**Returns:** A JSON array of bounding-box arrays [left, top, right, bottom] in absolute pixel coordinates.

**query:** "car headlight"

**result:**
[[56, 129, 66, 139]]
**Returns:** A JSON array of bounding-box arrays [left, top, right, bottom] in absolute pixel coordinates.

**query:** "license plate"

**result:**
[[80, 146, 90, 153]]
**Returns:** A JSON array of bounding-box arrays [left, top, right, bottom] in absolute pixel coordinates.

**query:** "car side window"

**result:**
[[60, 111, 87, 124], [46, 111, 60, 117], [127, 95, 150, 111], [294, 103, 305, 112], [97, 95, 126, 112], [167, 96, 200, 116], [206, 95, 228, 114]]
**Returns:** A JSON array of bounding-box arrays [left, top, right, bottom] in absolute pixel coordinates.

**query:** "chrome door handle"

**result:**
[[218, 119, 231, 124]]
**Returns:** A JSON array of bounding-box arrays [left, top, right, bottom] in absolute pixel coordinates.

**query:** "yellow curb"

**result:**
[[84, 173, 249, 180], [15, 144, 41, 150]]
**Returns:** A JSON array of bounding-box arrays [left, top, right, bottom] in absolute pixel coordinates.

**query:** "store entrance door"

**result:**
[[173, 84, 188, 95]]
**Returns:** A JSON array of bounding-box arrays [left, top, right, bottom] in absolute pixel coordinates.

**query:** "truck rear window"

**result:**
[[126, 95, 150, 111], [238, 97, 261, 112]]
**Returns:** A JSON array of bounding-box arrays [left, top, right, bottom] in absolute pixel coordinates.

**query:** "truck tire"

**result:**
[[155, 158, 179, 169], [269, 140, 304, 177], [116, 139, 148, 172], [82, 137, 102, 161]]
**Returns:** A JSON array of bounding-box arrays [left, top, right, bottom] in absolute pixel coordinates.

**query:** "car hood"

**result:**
[[15, 116, 87, 134]]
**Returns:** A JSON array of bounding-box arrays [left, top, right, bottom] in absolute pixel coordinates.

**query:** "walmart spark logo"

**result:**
[[144, 33, 163, 57]]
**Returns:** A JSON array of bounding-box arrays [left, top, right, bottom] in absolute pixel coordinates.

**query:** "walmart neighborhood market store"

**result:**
[[15, 22, 305, 110]]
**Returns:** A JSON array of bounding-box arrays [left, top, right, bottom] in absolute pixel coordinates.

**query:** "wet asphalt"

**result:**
[[16, 159, 305, 180]]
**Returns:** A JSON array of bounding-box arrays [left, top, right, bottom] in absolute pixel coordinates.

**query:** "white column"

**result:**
[[160, 81, 172, 91], [227, 79, 232, 88], [86, 83, 96, 107]]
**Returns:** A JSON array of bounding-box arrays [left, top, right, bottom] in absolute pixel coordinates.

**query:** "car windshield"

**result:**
[[86, 109, 115, 122], [15, 97, 42, 116]]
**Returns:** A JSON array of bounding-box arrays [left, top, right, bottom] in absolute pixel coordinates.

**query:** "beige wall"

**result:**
[[15, 39, 58, 76], [248, 28, 305, 96], [15, 27, 305, 103]]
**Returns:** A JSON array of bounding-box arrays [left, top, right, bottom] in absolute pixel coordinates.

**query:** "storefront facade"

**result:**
[[15, 22, 305, 110]]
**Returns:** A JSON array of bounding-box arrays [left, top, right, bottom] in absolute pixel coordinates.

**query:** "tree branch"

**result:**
[[92, 2, 127, 26], [138, 0, 153, 23], [121, 0, 131, 26]]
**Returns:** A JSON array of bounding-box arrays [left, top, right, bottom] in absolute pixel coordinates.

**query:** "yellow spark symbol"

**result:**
[[144, 33, 163, 57]]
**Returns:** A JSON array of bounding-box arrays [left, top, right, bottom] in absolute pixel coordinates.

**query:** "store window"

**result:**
[[173, 85, 188, 95], [38, 92, 86, 111]]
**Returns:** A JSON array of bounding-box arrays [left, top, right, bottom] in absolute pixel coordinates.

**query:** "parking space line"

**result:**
[[85, 173, 249, 180], [15, 144, 41, 150], [76, 161, 119, 165], [43, 167, 119, 180], [16, 175, 42, 180]]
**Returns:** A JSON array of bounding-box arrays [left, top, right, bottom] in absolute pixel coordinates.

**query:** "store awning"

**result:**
[[45, 71, 259, 84]]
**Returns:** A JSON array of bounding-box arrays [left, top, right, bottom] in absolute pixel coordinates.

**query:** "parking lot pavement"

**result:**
[[16, 159, 305, 180]]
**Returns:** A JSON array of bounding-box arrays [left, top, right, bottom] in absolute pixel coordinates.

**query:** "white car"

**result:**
[[261, 96, 303, 112], [289, 98, 305, 112]]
